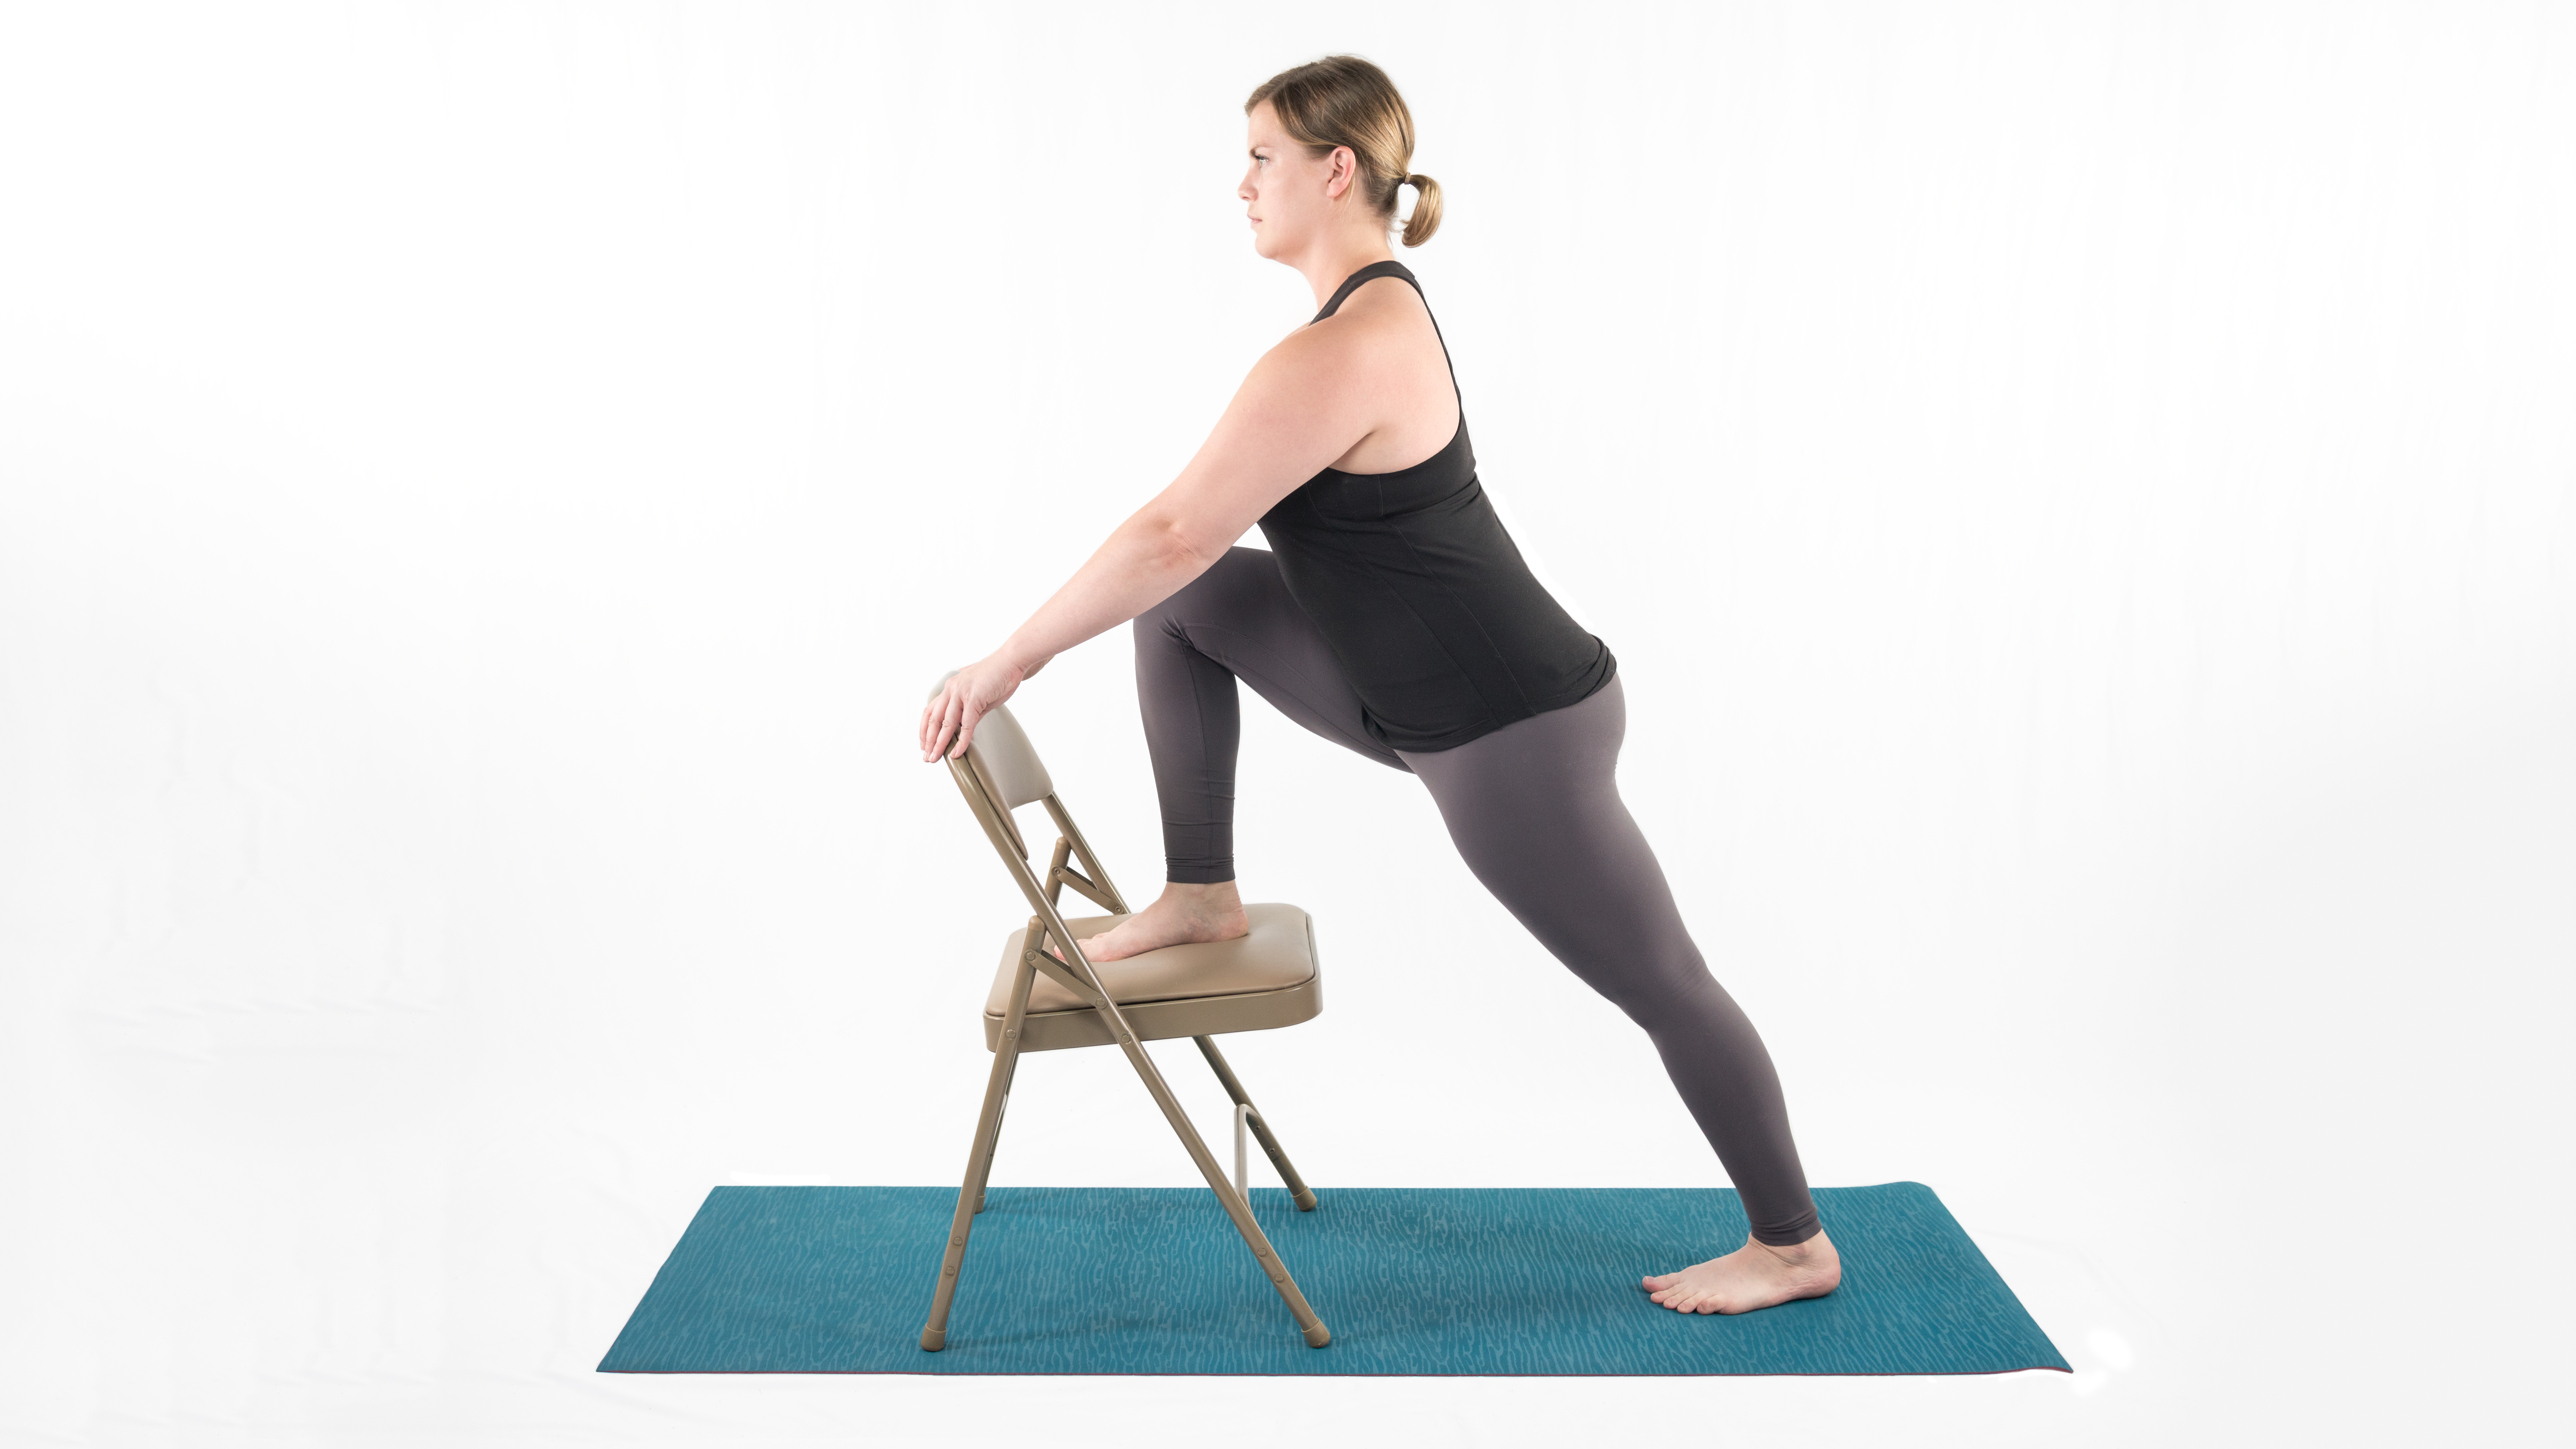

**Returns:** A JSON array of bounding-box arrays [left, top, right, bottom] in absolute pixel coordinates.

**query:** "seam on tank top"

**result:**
[[1310, 264, 1508, 738], [1347, 271, 1493, 717], [1314, 410, 1462, 486], [1334, 546, 1487, 745], [1385, 476, 1532, 713], [1378, 478, 1530, 724], [1354, 272, 1490, 701]]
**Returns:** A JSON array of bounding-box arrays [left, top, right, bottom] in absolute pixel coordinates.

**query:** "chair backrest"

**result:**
[[928, 673, 1054, 857], [928, 673, 1129, 922], [964, 705, 1053, 811]]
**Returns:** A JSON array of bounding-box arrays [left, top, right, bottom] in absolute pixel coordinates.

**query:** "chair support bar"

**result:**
[[1040, 795, 1130, 915], [1234, 1105, 1256, 1200], [1196, 1035, 1319, 1212]]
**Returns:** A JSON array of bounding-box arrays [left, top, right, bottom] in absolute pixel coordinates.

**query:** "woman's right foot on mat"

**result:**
[[1057, 881, 1249, 962], [1642, 1228, 1842, 1314]]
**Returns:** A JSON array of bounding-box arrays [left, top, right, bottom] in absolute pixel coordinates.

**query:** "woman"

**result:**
[[917, 55, 1839, 1316]]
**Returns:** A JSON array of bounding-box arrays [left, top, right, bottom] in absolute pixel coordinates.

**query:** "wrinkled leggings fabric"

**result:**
[[1134, 545, 1823, 1246]]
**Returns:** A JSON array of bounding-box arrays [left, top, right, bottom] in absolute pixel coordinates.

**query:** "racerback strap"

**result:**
[[1307, 259, 1461, 400]]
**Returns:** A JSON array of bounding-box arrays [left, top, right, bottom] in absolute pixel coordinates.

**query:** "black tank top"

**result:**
[[1256, 260, 1617, 752]]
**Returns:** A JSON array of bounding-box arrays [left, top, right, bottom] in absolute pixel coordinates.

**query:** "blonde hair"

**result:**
[[1245, 55, 1444, 247]]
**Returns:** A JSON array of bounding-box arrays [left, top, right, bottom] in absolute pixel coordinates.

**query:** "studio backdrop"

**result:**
[[1, 3, 2568, 1444]]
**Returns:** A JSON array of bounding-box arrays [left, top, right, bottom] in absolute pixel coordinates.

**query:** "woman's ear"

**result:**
[[1328, 145, 1359, 200]]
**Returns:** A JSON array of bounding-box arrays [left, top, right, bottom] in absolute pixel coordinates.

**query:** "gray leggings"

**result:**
[[1134, 546, 1822, 1246]]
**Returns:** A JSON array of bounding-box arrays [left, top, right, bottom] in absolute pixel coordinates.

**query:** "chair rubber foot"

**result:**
[[1304, 1323, 1332, 1348], [919, 1328, 946, 1352], [1293, 1190, 1319, 1212]]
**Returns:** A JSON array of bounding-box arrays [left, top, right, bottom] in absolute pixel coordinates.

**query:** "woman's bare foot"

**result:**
[[1642, 1228, 1841, 1314], [1054, 880, 1251, 963]]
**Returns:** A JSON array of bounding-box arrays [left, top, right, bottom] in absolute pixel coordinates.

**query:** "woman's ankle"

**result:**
[[1156, 880, 1247, 932]]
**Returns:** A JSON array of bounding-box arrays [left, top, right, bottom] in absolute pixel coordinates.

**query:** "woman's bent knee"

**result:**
[[1141, 547, 1260, 633]]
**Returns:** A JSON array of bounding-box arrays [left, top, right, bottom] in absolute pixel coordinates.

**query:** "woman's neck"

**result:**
[[1294, 234, 1398, 311]]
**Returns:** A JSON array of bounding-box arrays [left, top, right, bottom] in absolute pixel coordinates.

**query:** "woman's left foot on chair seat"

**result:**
[[1642, 1228, 1840, 1314], [1057, 880, 1249, 963]]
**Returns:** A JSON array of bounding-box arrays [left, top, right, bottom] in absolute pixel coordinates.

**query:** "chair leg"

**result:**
[[920, 955, 1036, 1352], [987, 921, 1330, 1347], [1103, 1027, 1331, 1347], [1194, 1036, 1319, 1211], [974, 1056, 1020, 1214]]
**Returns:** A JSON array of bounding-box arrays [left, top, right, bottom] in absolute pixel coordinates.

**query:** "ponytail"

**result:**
[[1398, 172, 1443, 247]]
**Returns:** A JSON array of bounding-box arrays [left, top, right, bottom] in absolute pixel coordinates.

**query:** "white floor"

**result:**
[[4, 4, 2570, 1445]]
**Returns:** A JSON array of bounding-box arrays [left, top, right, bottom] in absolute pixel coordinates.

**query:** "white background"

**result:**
[[3, 3, 2569, 1445]]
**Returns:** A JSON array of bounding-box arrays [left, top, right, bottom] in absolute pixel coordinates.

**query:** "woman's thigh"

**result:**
[[1139, 545, 1411, 773], [1396, 677, 1706, 1013]]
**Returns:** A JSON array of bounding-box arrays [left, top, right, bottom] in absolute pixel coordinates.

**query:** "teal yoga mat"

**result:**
[[599, 1181, 2067, 1376]]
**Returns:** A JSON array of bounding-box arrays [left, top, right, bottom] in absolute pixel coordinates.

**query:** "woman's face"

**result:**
[[1239, 100, 1358, 261]]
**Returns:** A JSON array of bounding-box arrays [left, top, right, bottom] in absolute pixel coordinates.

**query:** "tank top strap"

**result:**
[[1307, 259, 1461, 401], [1310, 259, 1417, 322]]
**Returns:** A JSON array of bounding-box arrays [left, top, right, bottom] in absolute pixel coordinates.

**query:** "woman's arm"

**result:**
[[918, 321, 1397, 762]]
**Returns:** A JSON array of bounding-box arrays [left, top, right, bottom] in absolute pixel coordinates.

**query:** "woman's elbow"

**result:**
[[1137, 512, 1232, 575]]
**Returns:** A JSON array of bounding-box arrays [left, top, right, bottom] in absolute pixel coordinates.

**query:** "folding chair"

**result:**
[[918, 675, 1332, 1351]]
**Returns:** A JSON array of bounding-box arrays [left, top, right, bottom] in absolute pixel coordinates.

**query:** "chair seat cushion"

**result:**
[[982, 903, 1322, 1052]]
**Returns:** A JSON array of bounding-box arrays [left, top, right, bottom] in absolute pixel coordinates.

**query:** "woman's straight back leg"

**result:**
[[1396, 676, 1825, 1250]]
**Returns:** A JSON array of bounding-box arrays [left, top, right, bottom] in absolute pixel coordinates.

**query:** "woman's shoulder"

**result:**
[[1269, 274, 1441, 377]]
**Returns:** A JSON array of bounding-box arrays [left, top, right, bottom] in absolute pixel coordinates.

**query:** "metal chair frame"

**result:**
[[917, 704, 1329, 1352]]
